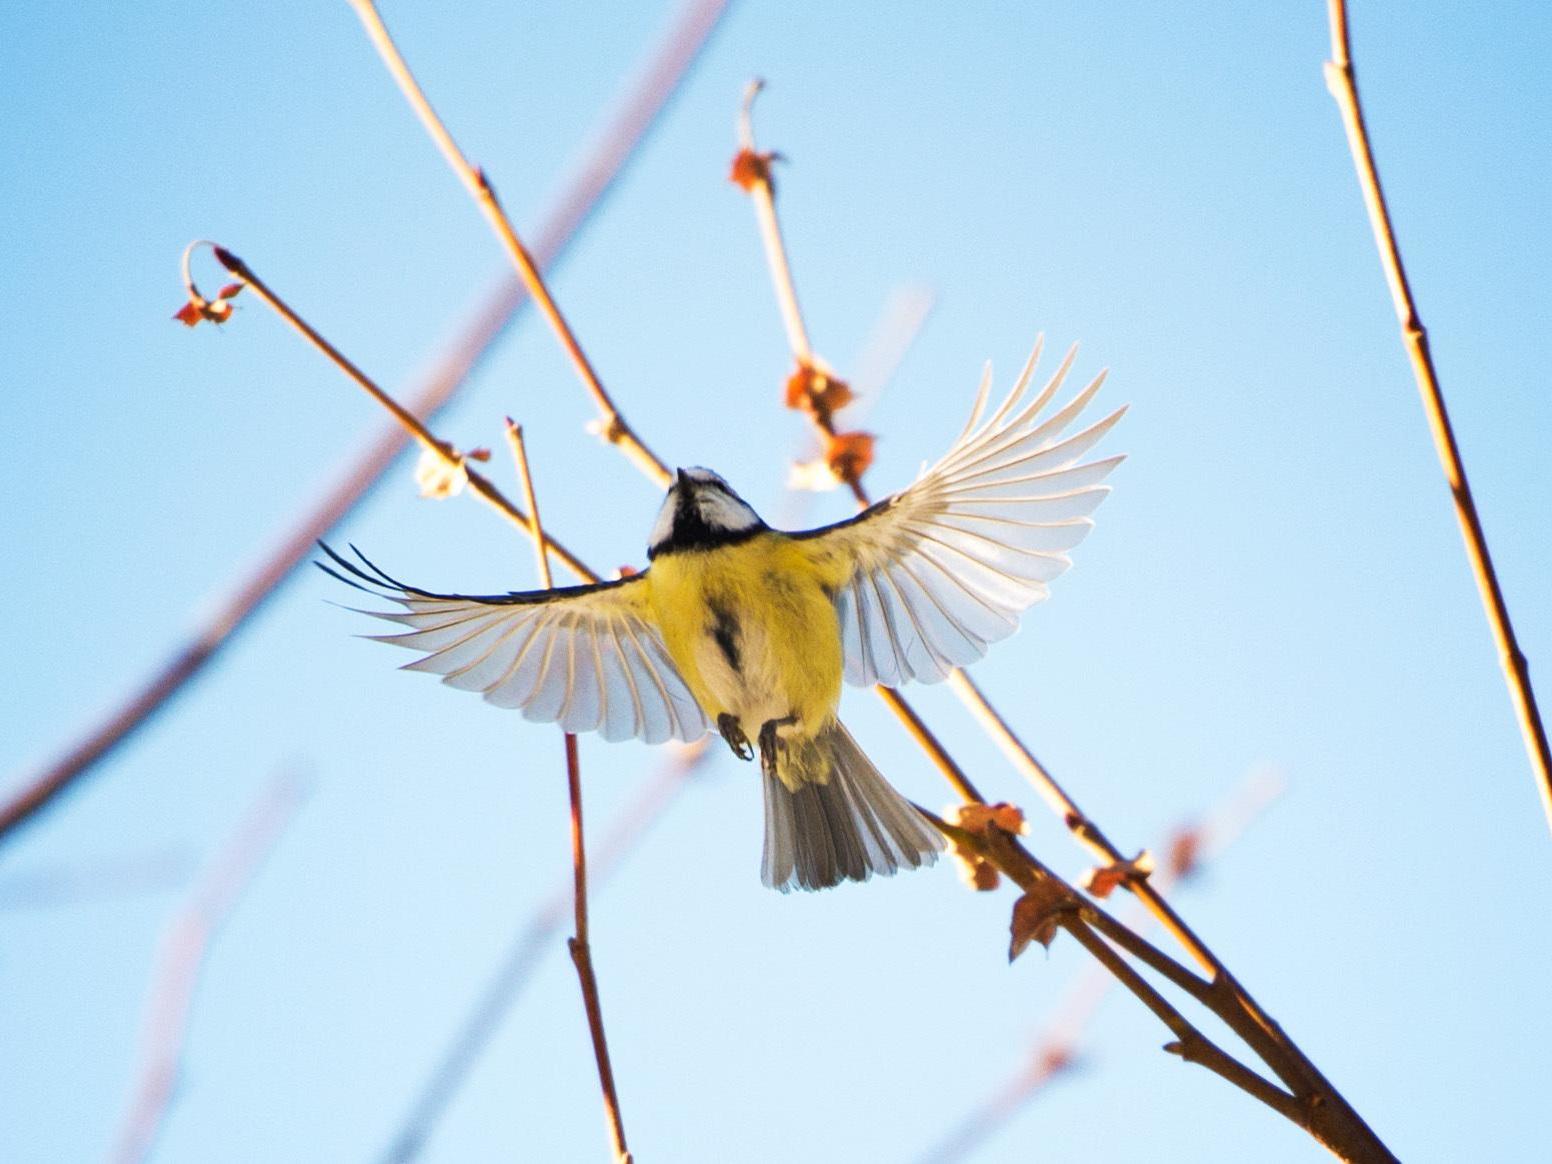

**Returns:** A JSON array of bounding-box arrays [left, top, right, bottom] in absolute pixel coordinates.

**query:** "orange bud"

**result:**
[[824, 430, 875, 485], [729, 147, 778, 192], [1079, 851, 1155, 899], [1010, 881, 1069, 960]]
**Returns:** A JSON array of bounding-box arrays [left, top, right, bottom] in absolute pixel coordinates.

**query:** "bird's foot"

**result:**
[[718, 713, 754, 762], [757, 715, 798, 781]]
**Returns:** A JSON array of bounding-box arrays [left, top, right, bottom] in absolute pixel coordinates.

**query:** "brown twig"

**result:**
[[508, 424, 631, 1163], [200, 247, 595, 582], [109, 775, 307, 1164], [729, 91, 1396, 1160], [380, 742, 707, 1164], [920, 773, 1283, 1164], [733, 87, 1401, 1160], [737, 80, 810, 364], [1323, 0, 1552, 832], [348, 0, 672, 489], [0, 0, 727, 846], [917, 808, 1301, 1127], [732, 80, 874, 503]]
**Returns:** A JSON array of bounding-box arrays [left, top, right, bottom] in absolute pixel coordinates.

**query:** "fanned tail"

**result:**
[[761, 720, 942, 892]]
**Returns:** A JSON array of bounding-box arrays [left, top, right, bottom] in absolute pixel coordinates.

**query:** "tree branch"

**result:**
[[348, 0, 673, 488], [1322, 0, 1552, 832], [919, 775, 1283, 1164], [0, 0, 727, 846], [379, 743, 706, 1163], [509, 424, 631, 1162]]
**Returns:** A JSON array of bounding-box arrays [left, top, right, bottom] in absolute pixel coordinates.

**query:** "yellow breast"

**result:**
[[645, 532, 844, 734]]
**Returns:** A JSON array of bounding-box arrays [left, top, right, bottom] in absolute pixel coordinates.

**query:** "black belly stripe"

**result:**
[[709, 603, 743, 674]]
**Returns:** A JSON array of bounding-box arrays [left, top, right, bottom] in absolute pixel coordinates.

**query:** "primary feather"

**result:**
[[318, 545, 706, 745], [794, 339, 1125, 686]]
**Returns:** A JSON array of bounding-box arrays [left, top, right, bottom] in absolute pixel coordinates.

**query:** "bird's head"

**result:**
[[647, 467, 767, 559]]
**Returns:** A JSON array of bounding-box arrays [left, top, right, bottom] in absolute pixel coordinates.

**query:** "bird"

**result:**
[[319, 340, 1124, 892]]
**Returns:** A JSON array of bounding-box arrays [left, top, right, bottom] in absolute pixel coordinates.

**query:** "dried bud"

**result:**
[[954, 802, 1028, 836], [1079, 850, 1155, 899], [783, 362, 854, 416], [824, 430, 875, 485], [729, 147, 779, 192], [944, 801, 1028, 892], [787, 458, 843, 493], [1009, 881, 1069, 960], [1166, 827, 1202, 880], [414, 449, 469, 500], [172, 281, 243, 328]]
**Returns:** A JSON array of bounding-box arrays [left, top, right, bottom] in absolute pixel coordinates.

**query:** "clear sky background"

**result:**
[[2, 3, 1549, 1162]]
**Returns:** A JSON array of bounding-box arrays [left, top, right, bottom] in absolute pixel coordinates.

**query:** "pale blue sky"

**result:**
[[2, 3, 1549, 1161]]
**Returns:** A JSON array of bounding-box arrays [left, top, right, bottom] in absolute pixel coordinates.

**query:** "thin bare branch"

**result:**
[[1323, 0, 1552, 832], [380, 743, 706, 1163], [915, 808, 1299, 1129], [737, 80, 812, 364], [920, 773, 1283, 1164], [348, 0, 672, 488], [0, 0, 726, 845], [109, 775, 307, 1164], [206, 247, 595, 582], [509, 425, 631, 1162]]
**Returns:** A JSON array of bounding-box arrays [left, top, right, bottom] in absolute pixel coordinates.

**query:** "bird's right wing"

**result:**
[[319, 546, 707, 745], [793, 341, 1124, 687]]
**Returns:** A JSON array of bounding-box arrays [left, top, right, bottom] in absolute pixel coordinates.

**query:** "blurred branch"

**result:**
[[0, 848, 191, 911], [848, 285, 937, 406], [1323, 0, 1552, 833], [0, 0, 727, 846], [108, 775, 308, 1164], [348, 0, 675, 488], [919, 772, 1283, 1164], [380, 743, 707, 1164], [509, 424, 631, 1162]]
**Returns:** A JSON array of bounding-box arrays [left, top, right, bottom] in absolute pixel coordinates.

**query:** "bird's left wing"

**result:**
[[793, 341, 1125, 688], [318, 546, 707, 744]]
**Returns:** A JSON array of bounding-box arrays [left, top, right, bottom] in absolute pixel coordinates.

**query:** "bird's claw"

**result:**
[[718, 713, 754, 762], [758, 715, 797, 781]]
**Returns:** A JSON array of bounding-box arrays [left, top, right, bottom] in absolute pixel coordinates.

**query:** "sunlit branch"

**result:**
[[916, 808, 1299, 1126], [348, 0, 675, 488], [204, 246, 595, 583], [919, 773, 1282, 1163], [735, 88, 1394, 1162], [379, 744, 706, 1163], [0, 0, 727, 846], [1323, 0, 1552, 833], [509, 424, 632, 1162]]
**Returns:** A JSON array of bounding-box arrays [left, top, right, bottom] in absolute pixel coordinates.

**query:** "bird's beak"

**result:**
[[675, 467, 691, 489]]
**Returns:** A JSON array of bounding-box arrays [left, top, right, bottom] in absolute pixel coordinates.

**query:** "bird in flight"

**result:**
[[321, 340, 1124, 891]]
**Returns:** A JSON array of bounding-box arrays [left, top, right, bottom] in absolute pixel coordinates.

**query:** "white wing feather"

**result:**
[[800, 339, 1124, 687], [319, 547, 707, 744]]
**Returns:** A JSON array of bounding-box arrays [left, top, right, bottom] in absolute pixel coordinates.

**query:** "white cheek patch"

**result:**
[[648, 492, 678, 549], [697, 490, 761, 533]]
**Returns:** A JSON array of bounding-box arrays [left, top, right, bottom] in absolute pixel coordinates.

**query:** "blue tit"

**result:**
[[320, 341, 1124, 891]]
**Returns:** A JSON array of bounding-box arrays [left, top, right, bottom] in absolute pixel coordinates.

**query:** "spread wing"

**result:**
[[318, 545, 708, 744], [795, 340, 1124, 687]]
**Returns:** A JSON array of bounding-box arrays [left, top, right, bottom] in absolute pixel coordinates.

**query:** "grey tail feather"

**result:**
[[761, 720, 943, 892]]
